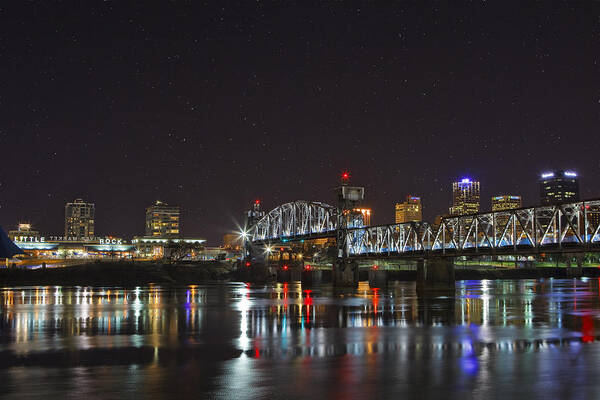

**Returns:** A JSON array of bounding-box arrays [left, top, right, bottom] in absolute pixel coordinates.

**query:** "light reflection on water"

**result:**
[[0, 279, 600, 398]]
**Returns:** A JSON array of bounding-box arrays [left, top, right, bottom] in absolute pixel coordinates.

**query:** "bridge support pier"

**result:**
[[301, 269, 322, 286], [277, 268, 301, 282], [566, 254, 584, 278], [416, 258, 455, 294], [368, 268, 387, 288], [333, 260, 359, 287]]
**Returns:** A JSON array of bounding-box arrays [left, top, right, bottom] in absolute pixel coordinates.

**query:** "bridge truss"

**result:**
[[250, 199, 600, 258], [345, 200, 600, 257], [252, 201, 338, 241]]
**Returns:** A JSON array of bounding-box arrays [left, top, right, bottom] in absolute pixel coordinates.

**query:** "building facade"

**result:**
[[491, 195, 522, 212], [540, 170, 579, 205], [8, 223, 39, 241], [449, 178, 480, 216], [395, 196, 422, 223], [13, 234, 134, 259], [65, 199, 95, 237], [132, 237, 205, 259], [145, 200, 180, 237], [223, 233, 242, 250]]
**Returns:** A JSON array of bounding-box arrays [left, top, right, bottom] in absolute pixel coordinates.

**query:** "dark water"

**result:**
[[1, 279, 600, 399]]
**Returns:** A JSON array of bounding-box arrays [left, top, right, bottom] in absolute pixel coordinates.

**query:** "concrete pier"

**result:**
[[301, 268, 322, 286], [566, 254, 584, 278], [333, 260, 359, 287], [368, 268, 387, 288], [417, 257, 455, 294], [277, 268, 301, 282]]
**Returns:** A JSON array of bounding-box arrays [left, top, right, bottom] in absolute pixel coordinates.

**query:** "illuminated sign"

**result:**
[[15, 236, 125, 244], [15, 236, 46, 243], [99, 238, 123, 244]]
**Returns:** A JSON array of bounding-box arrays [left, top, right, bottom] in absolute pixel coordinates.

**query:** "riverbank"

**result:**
[[1, 262, 600, 286], [0, 261, 234, 287], [384, 267, 600, 281]]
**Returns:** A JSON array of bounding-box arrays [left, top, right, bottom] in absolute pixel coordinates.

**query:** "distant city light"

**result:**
[[541, 172, 554, 178], [460, 178, 471, 183], [564, 171, 577, 177]]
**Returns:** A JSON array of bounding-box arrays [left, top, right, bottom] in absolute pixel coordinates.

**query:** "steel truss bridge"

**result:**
[[250, 199, 600, 258]]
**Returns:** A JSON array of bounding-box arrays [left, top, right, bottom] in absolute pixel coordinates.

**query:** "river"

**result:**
[[0, 279, 599, 399]]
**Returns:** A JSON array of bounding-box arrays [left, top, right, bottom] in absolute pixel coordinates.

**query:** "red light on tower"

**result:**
[[372, 265, 379, 270], [254, 199, 260, 205], [341, 170, 351, 185], [304, 264, 311, 271], [245, 262, 251, 267], [283, 265, 289, 270]]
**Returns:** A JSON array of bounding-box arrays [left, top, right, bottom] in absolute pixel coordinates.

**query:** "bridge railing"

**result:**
[[345, 200, 600, 256]]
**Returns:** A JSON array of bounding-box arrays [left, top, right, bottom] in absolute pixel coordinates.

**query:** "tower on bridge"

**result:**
[[245, 199, 265, 229], [334, 171, 364, 287], [243, 199, 265, 264]]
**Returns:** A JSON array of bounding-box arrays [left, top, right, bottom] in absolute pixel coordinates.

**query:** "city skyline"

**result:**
[[4, 169, 596, 242], [1, 3, 598, 243]]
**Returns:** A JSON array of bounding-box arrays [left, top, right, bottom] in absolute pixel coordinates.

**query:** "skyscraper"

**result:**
[[539, 170, 579, 205], [145, 200, 180, 237], [395, 196, 422, 223], [65, 199, 95, 237], [449, 178, 480, 216], [491, 195, 522, 212]]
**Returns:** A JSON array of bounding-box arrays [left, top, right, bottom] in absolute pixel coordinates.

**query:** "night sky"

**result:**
[[1, 2, 599, 244]]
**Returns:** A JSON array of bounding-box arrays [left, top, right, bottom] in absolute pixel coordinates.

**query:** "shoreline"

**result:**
[[1, 261, 600, 287]]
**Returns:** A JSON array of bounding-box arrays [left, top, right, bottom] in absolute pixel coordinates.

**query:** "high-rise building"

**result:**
[[65, 199, 95, 237], [449, 178, 480, 216], [395, 196, 422, 223], [145, 201, 180, 237], [540, 170, 579, 205], [491, 195, 522, 212]]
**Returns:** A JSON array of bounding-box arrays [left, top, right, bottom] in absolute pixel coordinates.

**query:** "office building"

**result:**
[[449, 178, 480, 216], [540, 170, 579, 205], [8, 223, 40, 241], [65, 199, 95, 237], [492, 195, 522, 212], [145, 200, 180, 237], [395, 196, 423, 223]]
